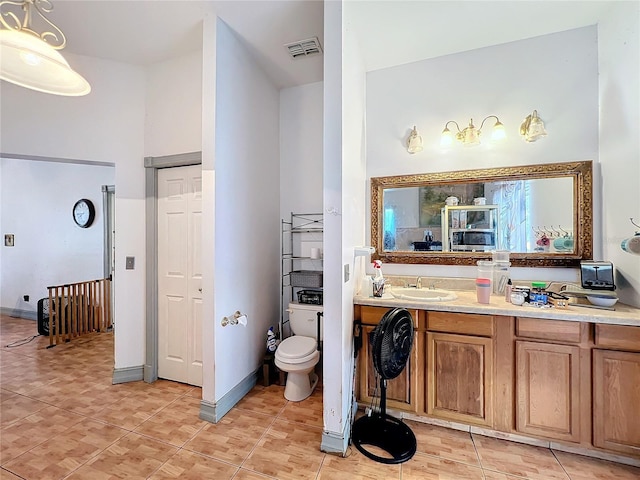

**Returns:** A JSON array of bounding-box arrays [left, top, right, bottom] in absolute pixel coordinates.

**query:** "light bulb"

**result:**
[[440, 128, 454, 147], [491, 121, 506, 141], [20, 51, 42, 66]]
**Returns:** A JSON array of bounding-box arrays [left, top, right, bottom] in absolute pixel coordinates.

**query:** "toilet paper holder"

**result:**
[[222, 311, 248, 327]]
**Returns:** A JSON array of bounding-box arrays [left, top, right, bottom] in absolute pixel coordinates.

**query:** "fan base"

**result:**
[[351, 413, 417, 464]]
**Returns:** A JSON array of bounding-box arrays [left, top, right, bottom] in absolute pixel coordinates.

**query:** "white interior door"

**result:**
[[157, 164, 203, 386]]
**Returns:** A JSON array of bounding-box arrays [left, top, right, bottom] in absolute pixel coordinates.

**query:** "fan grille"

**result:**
[[373, 308, 414, 380]]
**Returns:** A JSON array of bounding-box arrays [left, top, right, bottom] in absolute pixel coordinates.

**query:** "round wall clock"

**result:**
[[72, 199, 95, 228]]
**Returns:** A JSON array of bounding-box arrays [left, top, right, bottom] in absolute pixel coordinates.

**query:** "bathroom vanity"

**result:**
[[353, 291, 640, 463]]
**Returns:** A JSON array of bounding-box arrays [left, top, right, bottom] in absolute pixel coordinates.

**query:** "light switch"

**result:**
[[344, 263, 350, 282], [125, 256, 135, 270]]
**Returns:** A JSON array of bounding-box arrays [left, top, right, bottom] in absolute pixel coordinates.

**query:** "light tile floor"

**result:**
[[1, 315, 639, 479]]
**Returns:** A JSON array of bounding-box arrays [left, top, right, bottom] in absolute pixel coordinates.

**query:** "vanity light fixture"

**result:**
[[520, 110, 547, 142], [0, 0, 90, 96], [440, 116, 505, 147], [406, 126, 424, 154]]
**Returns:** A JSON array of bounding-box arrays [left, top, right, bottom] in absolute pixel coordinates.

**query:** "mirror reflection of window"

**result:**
[[384, 207, 396, 250], [487, 180, 530, 252]]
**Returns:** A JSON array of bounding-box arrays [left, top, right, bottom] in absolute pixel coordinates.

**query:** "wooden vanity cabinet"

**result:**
[[426, 312, 494, 427], [514, 318, 591, 444], [354, 306, 422, 412], [354, 304, 640, 461], [592, 324, 640, 456]]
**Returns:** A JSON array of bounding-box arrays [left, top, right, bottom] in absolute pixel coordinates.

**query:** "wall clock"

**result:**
[[72, 199, 95, 228]]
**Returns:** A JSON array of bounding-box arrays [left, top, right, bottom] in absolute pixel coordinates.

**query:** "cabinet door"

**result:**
[[427, 332, 493, 426], [358, 325, 419, 412], [516, 341, 580, 442], [593, 349, 640, 456]]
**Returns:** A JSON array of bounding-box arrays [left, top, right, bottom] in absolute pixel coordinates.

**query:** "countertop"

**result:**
[[354, 289, 640, 327]]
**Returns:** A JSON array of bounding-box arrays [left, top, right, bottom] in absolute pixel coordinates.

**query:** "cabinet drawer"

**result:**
[[516, 318, 585, 343], [427, 312, 493, 337], [595, 324, 640, 352], [359, 306, 421, 329]]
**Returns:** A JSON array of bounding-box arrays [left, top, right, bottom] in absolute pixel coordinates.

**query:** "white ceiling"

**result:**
[[47, 0, 618, 89]]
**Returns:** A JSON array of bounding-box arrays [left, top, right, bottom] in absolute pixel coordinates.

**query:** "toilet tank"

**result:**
[[288, 303, 323, 340]]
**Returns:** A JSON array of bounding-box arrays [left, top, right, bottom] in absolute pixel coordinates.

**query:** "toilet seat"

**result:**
[[275, 336, 317, 363]]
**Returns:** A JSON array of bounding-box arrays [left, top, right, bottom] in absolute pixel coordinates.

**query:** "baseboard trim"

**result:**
[[199, 369, 258, 423], [143, 364, 157, 384], [321, 427, 349, 455], [112, 366, 144, 384], [199, 399, 217, 423], [1, 307, 37, 321], [321, 397, 357, 456]]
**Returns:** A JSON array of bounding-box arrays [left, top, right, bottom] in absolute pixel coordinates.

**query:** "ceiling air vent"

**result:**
[[284, 37, 323, 59]]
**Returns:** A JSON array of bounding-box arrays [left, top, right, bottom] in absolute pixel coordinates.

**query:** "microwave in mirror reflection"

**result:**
[[450, 230, 496, 251]]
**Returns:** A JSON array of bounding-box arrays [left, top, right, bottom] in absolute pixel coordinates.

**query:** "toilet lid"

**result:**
[[277, 336, 317, 359]]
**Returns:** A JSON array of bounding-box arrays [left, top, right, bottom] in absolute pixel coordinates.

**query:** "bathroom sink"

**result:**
[[390, 287, 458, 302]]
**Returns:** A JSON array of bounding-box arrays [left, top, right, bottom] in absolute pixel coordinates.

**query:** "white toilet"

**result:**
[[275, 302, 323, 401]]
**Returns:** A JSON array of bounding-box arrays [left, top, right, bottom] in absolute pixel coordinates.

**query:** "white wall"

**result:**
[[0, 158, 114, 317], [598, 2, 640, 308], [0, 54, 145, 164], [213, 19, 280, 400], [339, 13, 367, 440], [0, 53, 147, 370], [201, 13, 217, 408], [323, 0, 345, 444], [322, 0, 368, 451], [364, 26, 599, 283], [145, 50, 203, 158], [280, 82, 324, 217]]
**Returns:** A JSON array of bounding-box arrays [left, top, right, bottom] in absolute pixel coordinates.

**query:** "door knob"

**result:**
[[198, 288, 202, 292]]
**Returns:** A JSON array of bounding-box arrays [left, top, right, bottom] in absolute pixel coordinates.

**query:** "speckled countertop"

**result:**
[[354, 287, 640, 327]]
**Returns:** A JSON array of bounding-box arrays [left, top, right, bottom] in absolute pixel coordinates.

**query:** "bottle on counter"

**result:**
[[504, 279, 513, 303], [530, 281, 549, 306]]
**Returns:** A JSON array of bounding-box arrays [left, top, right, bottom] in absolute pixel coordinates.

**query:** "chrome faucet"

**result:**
[[416, 277, 423, 289]]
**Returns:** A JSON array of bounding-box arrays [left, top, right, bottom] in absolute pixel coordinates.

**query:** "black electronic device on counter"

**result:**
[[580, 260, 616, 291], [297, 289, 323, 305]]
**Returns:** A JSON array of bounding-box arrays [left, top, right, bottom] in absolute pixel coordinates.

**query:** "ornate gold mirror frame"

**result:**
[[371, 161, 593, 267]]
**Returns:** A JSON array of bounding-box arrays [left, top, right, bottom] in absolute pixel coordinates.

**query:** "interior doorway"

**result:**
[[143, 151, 202, 385], [157, 164, 203, 386], [102, 185, 115, 322]]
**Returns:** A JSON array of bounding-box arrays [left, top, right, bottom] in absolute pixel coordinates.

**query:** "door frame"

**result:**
[[143, 151, 202, 383], [102, 184, 115, 323], [102, 185, 115, 278]]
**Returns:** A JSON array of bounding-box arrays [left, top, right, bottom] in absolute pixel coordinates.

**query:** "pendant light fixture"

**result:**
[[519, 110, 547, 142], [406, 126, 424, 154], [440, 115, 505, 147], [0, 0, 90, 96]]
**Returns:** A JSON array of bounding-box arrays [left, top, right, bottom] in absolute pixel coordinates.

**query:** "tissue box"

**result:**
[[290, 270, 323, 288]]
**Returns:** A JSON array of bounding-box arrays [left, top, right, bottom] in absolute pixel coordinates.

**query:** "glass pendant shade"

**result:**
[[526, 117, 547, 142], [440, 127, 454, 147], [0, 29, 90, 96], [491, 121, 506, 141], [520, 110, 547, 142], [407, 126, 423, 154]]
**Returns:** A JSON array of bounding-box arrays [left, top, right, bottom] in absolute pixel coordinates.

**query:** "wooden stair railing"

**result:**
[[47, 278, 112, 347]]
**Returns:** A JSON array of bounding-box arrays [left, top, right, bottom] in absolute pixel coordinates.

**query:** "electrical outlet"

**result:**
[[344, 263, 350, 282], [125, 256, 135, 270]]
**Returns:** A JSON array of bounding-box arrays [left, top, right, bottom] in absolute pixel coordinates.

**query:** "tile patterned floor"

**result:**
[[2, 315, 639, 479]]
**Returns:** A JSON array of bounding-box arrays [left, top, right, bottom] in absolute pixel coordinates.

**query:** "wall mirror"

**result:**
[[371, 161, 592, 267]]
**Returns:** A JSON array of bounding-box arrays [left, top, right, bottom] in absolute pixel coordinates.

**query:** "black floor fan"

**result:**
[[352, 307, 417, 464]]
